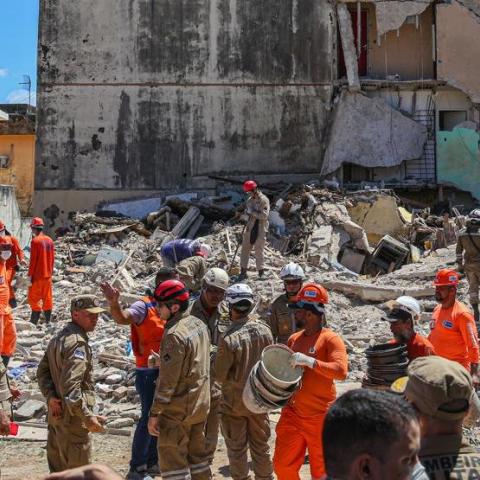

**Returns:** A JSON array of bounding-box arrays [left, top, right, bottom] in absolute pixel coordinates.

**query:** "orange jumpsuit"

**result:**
[[429, 300, 479, 371], [389, 333, 436, 361], [28, 233, 55, 312], [0, 261, 14, 357], [273, 328, 348, 480], [4, 234, 24, 303]]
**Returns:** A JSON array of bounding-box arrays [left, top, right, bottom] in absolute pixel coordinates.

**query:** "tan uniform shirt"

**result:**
[[419, 434, 480, 479], [246, 190, 270, 233], [215, 314, 273, 416], [151, 310, 211, 425], [176, 256, 207, 292], [457, 229, 480, 267], [37, 322, 96, 423], [267, 293, 296, 344]]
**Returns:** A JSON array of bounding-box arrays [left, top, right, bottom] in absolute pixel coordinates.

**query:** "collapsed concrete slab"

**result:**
[[322, 91, 427, 176], [375, 0, 433, 36], [337, 4, 360, 90]]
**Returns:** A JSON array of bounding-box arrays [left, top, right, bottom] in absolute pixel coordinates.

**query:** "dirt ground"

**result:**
[[0, 411, 312, 479]]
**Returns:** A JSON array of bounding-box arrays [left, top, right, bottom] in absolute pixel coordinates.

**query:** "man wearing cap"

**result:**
[[37, 295, 107, 472], [268, 262, 306, 344], [384, 296, 435, 361], [397, 356, 480, 478], [238, 180, 270, 281], [100, 266, 178, 480], [148, 279, 212, 480], [215, 283, 274, 480], [190, 267, 230, 462], [273, 283, 348, 480], [28, 217, 55, 325], [428, 269, 479, 384]]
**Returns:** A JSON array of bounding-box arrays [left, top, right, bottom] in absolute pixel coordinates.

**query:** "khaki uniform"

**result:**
[[267, 293, 296, 344], [419, 434, 480, 479], [37, 323, 96, 472], [177, 256, 207, 292], [457, 229, 480, 304], [190, 297, 231, 460], [0, 362, 11, 417], [215, 314, 274, 480], [240, 191, 270, 271], [151, 310, 211, 480]]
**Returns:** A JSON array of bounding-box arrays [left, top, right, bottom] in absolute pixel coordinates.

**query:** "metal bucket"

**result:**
[[260, 345, 303, 388], [242, 373, 277, 414], [251, 362, 293, 402]]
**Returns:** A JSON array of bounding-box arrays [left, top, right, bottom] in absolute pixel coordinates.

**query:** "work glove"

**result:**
[[290, 352, 316, 369]]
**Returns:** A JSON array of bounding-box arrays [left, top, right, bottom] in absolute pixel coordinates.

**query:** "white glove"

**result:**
[[290, 352, 316, 369]]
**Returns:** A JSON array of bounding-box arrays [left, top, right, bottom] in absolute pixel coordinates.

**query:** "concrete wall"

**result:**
[[36, 0, 335, 196], [0, 135, 35, 214]]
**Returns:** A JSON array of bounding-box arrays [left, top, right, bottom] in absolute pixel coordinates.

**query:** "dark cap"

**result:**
[[71, 295, 106, 314]]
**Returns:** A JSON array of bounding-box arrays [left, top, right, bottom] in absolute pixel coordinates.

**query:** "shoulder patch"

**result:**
[[74, 348, 86, 360]]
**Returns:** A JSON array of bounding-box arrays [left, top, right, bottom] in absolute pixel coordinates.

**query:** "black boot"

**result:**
[[1, 355, 10, 367], [44, 310, 52, 324], [8, 297, 17, 309], [30, 311, 41, 325], [237, 268, 248, 281], [473, 304, 480, 331]]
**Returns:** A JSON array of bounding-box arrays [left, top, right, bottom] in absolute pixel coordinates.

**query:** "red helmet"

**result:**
[[289, 282, 329, 314], [243, 180, 257, 192], [31, 217, 44, 228], [433, 269, 459, 287], [154, 279, 190, 303]]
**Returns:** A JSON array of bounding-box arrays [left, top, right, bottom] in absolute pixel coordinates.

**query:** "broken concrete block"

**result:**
[[339, 247, 367, 274], [112, 386, 128, 400], [15, 399, 46, 420], [105, 374, 124, 385], [106, 418, 134, 429], [337, 4, 360, 90]]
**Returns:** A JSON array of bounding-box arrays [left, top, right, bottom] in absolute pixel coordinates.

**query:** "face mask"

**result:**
[[1, 251, 11, 260]]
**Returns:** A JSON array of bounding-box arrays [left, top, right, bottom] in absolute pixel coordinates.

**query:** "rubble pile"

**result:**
[[6, 186, 467, 435]]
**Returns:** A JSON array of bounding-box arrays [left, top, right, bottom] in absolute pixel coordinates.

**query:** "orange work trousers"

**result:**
[[28, 277, 53, 312], [273, 407, 326, 480], [5, 268, 16, 301], [0, 313, 16, 356]]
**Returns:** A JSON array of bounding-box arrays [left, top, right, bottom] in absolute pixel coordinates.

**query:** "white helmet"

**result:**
[[203, 268, 229, 291], [394, 296, 421, 318], [225, 283, 255, 306], [469, 209, 480, 226], [198, 243, 212, 258], [280, 262, 306, 281]]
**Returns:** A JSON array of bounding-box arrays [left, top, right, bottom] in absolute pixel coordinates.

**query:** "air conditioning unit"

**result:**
[[0, 156, 10, 168]]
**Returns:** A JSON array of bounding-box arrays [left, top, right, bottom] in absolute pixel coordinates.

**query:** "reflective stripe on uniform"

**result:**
[[162, 467, 192, 480], [190, 460, 210, 473]]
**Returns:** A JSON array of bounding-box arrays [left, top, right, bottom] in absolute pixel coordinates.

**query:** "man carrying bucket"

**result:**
[[273, 283, 348, 480]]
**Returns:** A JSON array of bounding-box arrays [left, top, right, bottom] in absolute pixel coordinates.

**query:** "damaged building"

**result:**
[[35, 0, 480, 229]]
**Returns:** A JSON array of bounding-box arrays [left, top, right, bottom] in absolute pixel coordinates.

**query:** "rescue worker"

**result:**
[[160, 238, 211, 267], [0, 238, 15, 367], [0, 220, 26, 308], [267, 262, 306, 344], [0, 360, 13, 436], [100, 266, 177, 479], [238, 180, 270, 280], [428, 269, 480, 385], [190, 267, 230, 462], [215, 284, 274, 480], [383, 296, 435, 361], [456, 209, 480, 329], [394, 356, 480, 478], [175, 252, 208, 293], [28, 217, 55, 325], [37, 295, 107, 472], [273, 283, 348, 480], [147, 280, 212, 480]]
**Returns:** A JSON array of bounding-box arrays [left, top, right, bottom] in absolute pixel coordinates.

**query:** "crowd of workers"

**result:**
[[1, 181, 480, 480]]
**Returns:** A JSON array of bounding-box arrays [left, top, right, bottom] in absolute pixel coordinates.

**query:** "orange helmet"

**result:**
[[433, 268, 459, 287], [243, 180, 257, 192], [289, 282, 329, 314], [31, 217, 44, 228]]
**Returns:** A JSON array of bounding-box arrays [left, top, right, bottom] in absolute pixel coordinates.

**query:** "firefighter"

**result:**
[[273, 283, 348, 480], [0, 238, 15, 367], [267, 262, 306, 344], [215, 283, 274, 479], [148, 280, 212, 480], [190, 267, 230, 462]]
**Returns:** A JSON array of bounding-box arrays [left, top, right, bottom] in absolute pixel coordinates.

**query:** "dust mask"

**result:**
[[1, 251, 11, 260]]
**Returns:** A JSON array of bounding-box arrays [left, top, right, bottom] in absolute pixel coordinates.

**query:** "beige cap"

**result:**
[[396, 356, 472, 421], [71, 295, 106, 314]]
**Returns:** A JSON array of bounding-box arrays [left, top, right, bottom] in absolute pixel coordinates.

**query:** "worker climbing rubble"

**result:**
[[28, 217, 55, 326], [273, 283, 348, 480], [147, 279, 212, 480], [383, 295, 435, 361], [238, 180, 270, 281], [267, 262, 306, 344], [189, 267, 230, 463], [428, 269, 480, 385], [37, 295, 107, 472], [456, 208, 480, 329]]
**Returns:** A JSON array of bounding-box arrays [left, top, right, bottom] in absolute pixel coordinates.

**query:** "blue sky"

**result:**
[[0, 0, 39, 105]]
